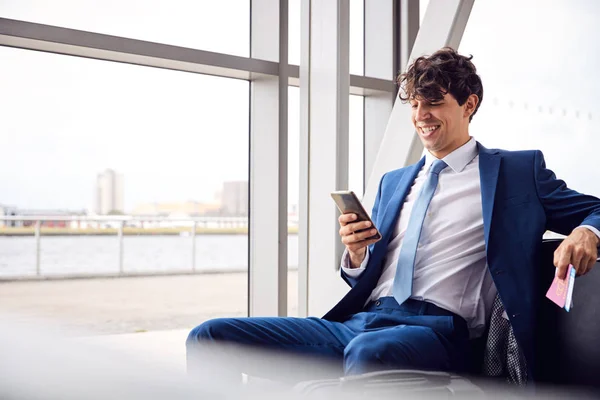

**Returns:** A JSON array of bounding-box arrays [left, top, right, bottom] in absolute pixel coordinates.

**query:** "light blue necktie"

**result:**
[[392, 159, 448, 305]]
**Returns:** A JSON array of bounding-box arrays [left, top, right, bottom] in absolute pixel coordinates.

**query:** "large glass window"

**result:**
[[420, 0, 430, 24], [0, 0, 250, 57], [288, 0, 364, 75], [288, 0, 301, 65], [349, 95, 365, 195], [459, 0, 600, 197], [0, 47, 249, 334], [349, 0, 365, 76]]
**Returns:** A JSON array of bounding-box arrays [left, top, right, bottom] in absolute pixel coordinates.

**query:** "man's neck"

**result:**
[[430, 136, 471, 159]]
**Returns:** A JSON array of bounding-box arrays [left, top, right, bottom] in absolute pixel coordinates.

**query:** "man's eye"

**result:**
[[410, 104, 418, 109], [430, 103, 443, 107]]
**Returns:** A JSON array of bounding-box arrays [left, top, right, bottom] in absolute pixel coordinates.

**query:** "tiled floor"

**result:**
[[0, 271, 298, 334]]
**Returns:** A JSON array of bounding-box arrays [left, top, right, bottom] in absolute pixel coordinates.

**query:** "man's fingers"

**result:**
[[337, 214, 379, 256], [339, 221, 372, 237], [342, 228, 378, 245], [566, 244, 596, 275], [338, 213, 357, 225], [553, 229, 599, 278], [554, 241, 599, 277], [571, 247, 586, 275], [555, 246, 572, 279], [356, 229, 378, 241], [347, 237, 380, 252], [343, 228, 379, 246], [556, 264, 568, 280], [365, 236, 381, 245]]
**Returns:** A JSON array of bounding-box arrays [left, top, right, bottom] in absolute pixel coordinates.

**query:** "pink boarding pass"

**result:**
[[546, 265, 573, 308]]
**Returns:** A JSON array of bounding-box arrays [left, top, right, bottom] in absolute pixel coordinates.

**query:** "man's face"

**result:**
[[410, 93, 475, 158]]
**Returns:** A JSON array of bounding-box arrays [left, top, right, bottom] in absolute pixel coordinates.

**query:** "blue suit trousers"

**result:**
[[187, 297, 469, 382]]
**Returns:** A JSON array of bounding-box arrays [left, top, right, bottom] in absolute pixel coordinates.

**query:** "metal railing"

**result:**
[[0, 215, 273, 277]]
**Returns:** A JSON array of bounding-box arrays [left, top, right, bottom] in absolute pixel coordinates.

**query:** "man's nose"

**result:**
[[414, 104, 430, 121]]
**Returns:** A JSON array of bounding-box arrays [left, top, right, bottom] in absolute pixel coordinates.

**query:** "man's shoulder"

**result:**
[[478, 143, 541, 161], [498, 148, 539, 158]]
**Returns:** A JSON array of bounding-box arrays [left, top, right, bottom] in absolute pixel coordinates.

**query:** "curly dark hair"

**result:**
[[397, 47, 483, 122]]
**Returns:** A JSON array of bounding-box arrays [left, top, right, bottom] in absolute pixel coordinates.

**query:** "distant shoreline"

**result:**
[[0, 227, 299, 237]]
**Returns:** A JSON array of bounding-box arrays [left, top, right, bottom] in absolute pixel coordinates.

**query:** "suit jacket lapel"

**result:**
[[478, 143, 501, 250], [377, 156, 426, 245]]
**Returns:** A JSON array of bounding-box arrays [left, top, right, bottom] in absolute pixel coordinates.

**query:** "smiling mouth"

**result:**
[[419, 125, 440, 136]]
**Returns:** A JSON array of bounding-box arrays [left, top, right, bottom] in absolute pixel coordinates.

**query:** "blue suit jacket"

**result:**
[[323, 143, 600, 379]]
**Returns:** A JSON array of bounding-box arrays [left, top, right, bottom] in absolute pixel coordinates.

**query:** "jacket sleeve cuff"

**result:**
[[340, 248, 370, 278]]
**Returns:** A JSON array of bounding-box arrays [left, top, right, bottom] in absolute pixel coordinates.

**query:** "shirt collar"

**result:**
[[424, 137, 478, 173]]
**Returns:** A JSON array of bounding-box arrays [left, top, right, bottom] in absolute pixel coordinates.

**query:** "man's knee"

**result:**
[[343, 337, 404, 374], [187, 318, 231, 346], [343, 327, 445, 375]]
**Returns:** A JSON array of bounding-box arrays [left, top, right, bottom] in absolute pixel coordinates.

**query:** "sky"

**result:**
[[2, 0, 600, 212]]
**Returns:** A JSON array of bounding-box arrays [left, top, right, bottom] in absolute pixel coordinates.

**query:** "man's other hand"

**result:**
[[554, 227, 600, 279], [338, 213, 381, 269]]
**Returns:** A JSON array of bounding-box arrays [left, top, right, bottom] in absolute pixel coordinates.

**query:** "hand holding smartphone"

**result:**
[[330, 190, 381, 241]]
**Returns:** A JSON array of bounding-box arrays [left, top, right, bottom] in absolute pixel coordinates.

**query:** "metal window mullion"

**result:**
[[0, 17, 277, 80], [303, 0, 351, 317], [248, 0, 288, 317], [297, 0, 311, 318], [277, 0, 289, 317]]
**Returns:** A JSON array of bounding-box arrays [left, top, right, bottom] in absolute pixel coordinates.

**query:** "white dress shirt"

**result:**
[[342, 138, 496, 338]]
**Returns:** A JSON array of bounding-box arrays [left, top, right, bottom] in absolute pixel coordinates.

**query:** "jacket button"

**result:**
[[375, 300, 381, 306], [494, 270, 504, 276]]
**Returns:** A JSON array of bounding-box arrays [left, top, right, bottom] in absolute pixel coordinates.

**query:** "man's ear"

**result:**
[[464, 94, 479, 118]]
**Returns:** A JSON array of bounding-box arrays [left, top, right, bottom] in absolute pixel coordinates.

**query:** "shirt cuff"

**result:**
[[340, 248, 370, 278], [576, 225, 600, 245]]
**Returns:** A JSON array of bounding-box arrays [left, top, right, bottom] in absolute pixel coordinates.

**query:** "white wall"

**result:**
[[459, 0, 600, 197]]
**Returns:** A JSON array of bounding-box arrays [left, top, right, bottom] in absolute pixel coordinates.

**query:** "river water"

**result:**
[[0, 234, 299, 278]]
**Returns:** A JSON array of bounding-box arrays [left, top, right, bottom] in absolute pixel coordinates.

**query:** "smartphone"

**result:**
[[330, 190, 381, 240]]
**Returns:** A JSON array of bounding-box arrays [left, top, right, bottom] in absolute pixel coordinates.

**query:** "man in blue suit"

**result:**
[[187, 48, 600, 383]]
